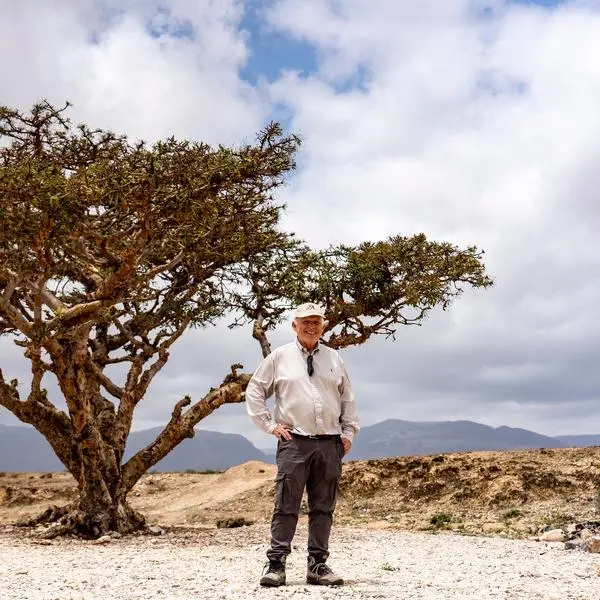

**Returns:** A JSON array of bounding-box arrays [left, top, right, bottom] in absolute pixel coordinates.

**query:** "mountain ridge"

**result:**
[[0, 424, 271, 472], [1, 419, 598, 472], [349, 418, 566, 460]]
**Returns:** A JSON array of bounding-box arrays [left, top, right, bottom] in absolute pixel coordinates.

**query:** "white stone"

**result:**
[[540, 529, 565, 542], [482, 522, 505, 534], [92, 535, 112, 545], [148, 526, 165, 536]]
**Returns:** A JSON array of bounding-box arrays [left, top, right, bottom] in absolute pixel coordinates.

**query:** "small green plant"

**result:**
[[430, 512, 452, 527], [543, 512, 574, 527], [503, 508, 524, 520], [381, 563, 398, 571], [183, 468, 221, 474]]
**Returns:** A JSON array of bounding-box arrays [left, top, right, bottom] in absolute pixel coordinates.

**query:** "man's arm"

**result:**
[[245, 352, 278, 435], [339, 359, 359, 451]]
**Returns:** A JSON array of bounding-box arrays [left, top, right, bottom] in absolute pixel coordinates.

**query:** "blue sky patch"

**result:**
[[145, 5, 195, 41], [240, 0, 317, 85]]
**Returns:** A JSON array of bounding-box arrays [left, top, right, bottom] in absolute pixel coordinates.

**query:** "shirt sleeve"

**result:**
[[338, 358, 360, 442], [245, 351, 278, 435]]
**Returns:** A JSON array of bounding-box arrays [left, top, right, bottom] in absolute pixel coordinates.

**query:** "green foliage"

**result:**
[[430, 512, 453, 527], [1, 101, 492, 359], [0, 101, 300, 341], [503, 508, 525, 520], [225, 235, 493, 350], [184, 468, 221, 474], [543, 512, 574, 527]]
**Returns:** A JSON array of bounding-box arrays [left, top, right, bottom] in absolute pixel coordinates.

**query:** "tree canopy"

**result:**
[[0, 102, 492, 537]]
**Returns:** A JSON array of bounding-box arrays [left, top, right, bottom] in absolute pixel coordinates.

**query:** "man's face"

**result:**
[[293, 316, 325, 349]]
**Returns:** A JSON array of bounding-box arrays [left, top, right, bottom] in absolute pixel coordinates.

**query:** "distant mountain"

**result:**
[[0, 424, 272, 472], [0, 424, 63, 472], [260, 448, 277, 459], [349, 419, 565, 460], [3, 419, 600, 471], [123, 427, 272, 471], [554, 434, 600, 448]]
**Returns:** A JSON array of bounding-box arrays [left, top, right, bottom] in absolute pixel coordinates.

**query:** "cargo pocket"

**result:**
[[274, 472, 296, 515]]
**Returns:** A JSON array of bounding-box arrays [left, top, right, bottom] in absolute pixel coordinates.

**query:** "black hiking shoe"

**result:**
[[260, 560, 286, 587], [306, 556, 344, 586]]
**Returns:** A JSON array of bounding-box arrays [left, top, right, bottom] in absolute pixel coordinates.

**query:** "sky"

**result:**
[[1, 0, 599, 450]]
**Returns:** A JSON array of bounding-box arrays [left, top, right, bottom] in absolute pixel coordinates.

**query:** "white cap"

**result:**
[[293, 302, 326, 319]]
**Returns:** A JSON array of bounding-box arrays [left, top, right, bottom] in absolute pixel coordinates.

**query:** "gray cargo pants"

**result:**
[[267, 433, 344, 563]]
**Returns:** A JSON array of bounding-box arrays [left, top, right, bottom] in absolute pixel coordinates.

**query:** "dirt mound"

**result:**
[[331, 447, 600, 534], [130, 461, 277, 526], [219, 460, 276, 480]]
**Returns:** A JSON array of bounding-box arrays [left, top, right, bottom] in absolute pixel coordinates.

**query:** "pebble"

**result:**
[[92, 535, 112, 545]]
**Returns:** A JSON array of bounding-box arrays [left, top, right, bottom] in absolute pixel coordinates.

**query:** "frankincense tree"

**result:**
[[0, 102, 492, 537]]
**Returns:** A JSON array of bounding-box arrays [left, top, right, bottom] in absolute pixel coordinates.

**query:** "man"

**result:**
[[245, 302, 359, 587]]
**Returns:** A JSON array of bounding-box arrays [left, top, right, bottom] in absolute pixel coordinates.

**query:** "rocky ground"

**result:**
[[1, 446, 600, 598], [1, 523, 599, 599]]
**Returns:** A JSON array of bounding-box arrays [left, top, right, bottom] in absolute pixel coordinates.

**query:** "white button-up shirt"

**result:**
[[245, 340, 360, 442]]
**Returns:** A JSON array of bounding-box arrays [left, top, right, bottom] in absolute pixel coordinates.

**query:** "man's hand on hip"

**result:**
[[341, 437, 352, 456], [272, 424, 292, 441]]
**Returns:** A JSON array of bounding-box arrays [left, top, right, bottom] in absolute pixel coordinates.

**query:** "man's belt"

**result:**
[[291, 432, 340, 440]]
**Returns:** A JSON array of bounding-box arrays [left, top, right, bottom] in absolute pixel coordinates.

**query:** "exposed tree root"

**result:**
[[41, 521, 77, 539], [15, 502, 146, 539], [15, 504, 72, 528]]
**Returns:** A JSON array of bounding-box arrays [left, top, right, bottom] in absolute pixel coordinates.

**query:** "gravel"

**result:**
[[1, 524, 599, 599]]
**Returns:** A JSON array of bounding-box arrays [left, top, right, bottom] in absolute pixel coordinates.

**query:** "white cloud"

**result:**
[[0, 0, 263, 143]]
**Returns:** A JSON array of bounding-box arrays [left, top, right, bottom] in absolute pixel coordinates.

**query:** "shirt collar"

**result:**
[[295, 338, 320, 355]]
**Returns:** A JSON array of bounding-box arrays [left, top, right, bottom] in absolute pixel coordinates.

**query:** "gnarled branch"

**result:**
[[0, 369, 78, 474], [120, 365, 251, 493]]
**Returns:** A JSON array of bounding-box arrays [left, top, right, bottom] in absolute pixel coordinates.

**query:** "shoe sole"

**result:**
[[260, 578, 286, 587], [306, 579, 344, 586]]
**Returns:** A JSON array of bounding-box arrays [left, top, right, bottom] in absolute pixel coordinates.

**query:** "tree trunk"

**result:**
[[252, 314, 272, 358], [70, 478, 146, 538], [39, 468, 146, 539], [39, 339, 147, 538], [55, 412, 147, 537]]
